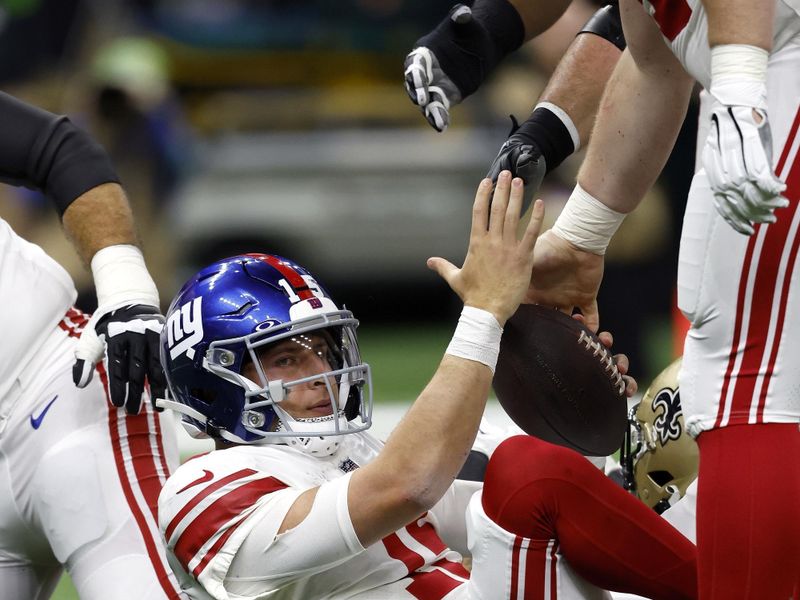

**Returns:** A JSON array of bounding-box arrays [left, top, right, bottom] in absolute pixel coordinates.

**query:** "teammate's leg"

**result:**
[[696, 423, 800, 599], [470, 435, 696, 600]]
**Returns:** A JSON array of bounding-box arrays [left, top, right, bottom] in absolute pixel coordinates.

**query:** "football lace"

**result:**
[[577, 330, 625, 395]]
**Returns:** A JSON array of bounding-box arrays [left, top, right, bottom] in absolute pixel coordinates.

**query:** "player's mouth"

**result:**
[[307, 399, 334, 416]]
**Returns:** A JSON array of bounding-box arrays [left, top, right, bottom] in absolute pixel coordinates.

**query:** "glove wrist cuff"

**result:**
[[91, 244, 159, 308], [552, 183, 626, 255], [710, 44, 768, 108]]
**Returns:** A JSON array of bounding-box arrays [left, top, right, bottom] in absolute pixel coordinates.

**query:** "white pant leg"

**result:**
[[0, 341, 184, 600], [463, 492, 610, 600], [678, 40, 800, 435]]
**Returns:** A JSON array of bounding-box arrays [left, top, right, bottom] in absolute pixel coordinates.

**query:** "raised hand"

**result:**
[[428, 171, 545, 325], [486, 116, 547, 215]]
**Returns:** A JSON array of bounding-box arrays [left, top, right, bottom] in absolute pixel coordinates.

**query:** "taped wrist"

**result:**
[[552, 183, 626, 255], [513, 103, 579, 172], [709, 44, 768, 108], [91, 244, 160, 308], [446, 306, 503, 373], [579, 3, 626, 51], [417, 0, 524, 98]]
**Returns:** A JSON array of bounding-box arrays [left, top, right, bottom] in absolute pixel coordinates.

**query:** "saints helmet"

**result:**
[[621, 357, 698, 514]]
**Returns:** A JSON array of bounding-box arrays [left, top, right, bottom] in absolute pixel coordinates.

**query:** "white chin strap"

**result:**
[[276, 411, 351, 457]]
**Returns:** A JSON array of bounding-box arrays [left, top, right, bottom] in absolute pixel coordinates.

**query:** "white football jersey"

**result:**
[[0, 218, 77, 434], [159, 431, 471, 600], [638, 0, 800, 89]]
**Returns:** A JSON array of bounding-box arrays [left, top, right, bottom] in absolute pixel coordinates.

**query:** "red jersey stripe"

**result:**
[[755, 133, 800, 419], [510, 535, 523, 600], [716, 105, 800, 427], [100, 364, 183, 599], [776, 106, 800, 175], [406, 567, 465, 600], [125, 411, 164, 520], [165, 468, 257, 541], [174, 476, 288, 572], [405, 520, 448, 557], [383, 532, 426, 573], [548, 540, 559, 600], [191, 516, 247, 578]]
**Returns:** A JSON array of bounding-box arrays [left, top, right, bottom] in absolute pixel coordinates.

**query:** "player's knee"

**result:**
[[482, 436, 588, 520]]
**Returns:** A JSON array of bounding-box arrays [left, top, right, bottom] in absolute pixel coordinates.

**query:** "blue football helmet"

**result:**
[[158, 253, 373, 448]]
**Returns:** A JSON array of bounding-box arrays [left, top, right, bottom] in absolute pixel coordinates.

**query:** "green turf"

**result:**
[[52, 575, 78, 600], [358, 323, 451, 402]]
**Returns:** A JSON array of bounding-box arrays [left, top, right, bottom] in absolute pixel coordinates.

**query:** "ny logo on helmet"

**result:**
[[167, 297, 204, 360], [652, 388, 682, 446]]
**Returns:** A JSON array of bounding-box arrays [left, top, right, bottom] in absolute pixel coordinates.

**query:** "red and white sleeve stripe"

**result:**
[[164, 469, 288, 578]]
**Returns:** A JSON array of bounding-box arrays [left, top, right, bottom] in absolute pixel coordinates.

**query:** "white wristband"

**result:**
[[551, 183, 626, 255], [535, 101, 581, 152], [710, 44, 768, 108], [446, 306, 503, 374], [91, 244, 160, 308]]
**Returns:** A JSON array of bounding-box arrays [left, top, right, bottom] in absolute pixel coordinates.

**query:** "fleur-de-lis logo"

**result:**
[[652, 388, 682, 446]]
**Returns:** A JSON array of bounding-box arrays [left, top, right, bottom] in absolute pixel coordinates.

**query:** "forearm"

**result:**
[[578, 50, 693, 212], [702, 0, 774, 50], [61, 183, 139, 264], [352, 355, 491, 544], [538, 31, 622, 146], [508, 0, 571, 41]]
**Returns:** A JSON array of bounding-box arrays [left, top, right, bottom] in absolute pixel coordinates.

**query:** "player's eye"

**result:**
[[273, 355, 296, 368]]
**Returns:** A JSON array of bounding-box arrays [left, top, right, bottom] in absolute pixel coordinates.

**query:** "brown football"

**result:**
[[493, 304, 627, 456]]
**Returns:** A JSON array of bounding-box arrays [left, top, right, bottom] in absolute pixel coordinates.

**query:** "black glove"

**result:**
[[486, 116, 547, 214], [73, 304, 166, 415], [404, 1, 524, 131]]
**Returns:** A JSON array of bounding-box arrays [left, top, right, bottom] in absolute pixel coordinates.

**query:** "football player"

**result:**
[[612, 358, 698, 600], [0, 92, 183, 598], [404, 0, 625, 206], [526, 1, 800, 597], [157, 174, 697, 600]]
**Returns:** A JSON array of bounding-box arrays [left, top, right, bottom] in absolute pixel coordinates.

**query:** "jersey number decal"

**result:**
[[278, 275, 324, 304], [644, 0, 692, 42]]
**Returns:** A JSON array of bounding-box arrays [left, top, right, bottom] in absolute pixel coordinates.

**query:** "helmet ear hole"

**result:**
[[648, 470, 674, 487]]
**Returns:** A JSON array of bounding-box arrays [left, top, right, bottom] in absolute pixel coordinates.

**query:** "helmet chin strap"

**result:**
[[274, 410, 350, 458]]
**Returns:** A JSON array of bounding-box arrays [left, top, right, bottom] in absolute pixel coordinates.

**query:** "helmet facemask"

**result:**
[[204, 310, 372, 448], [621, 358, 699, 514]]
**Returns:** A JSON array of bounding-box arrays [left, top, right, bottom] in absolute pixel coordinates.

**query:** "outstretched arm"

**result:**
[[0, 92, 165, 414], [529, 0, 694, 331], [277, 174, 545, 547]]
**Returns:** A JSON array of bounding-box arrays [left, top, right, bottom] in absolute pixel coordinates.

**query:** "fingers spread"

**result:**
[[489, 170, 511, 235], [471, 178, 492, 237]]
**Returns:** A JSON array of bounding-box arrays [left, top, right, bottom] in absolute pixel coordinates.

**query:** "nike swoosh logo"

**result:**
[[30, 396, 58, 430], [177, 469, 214, 494]]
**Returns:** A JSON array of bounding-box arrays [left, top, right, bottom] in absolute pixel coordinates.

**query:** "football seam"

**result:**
[[577, 330, 625, 395]]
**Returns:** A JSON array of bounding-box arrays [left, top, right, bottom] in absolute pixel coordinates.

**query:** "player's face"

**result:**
[[244, 333, 337, 419]]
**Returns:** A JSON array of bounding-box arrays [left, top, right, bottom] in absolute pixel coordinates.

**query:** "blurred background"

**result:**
[[0, 0, 698, 597], [0, 0, 695, 385]]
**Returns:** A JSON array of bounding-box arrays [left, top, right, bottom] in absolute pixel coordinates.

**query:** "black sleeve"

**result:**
[[0, 92, 120, 216]]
